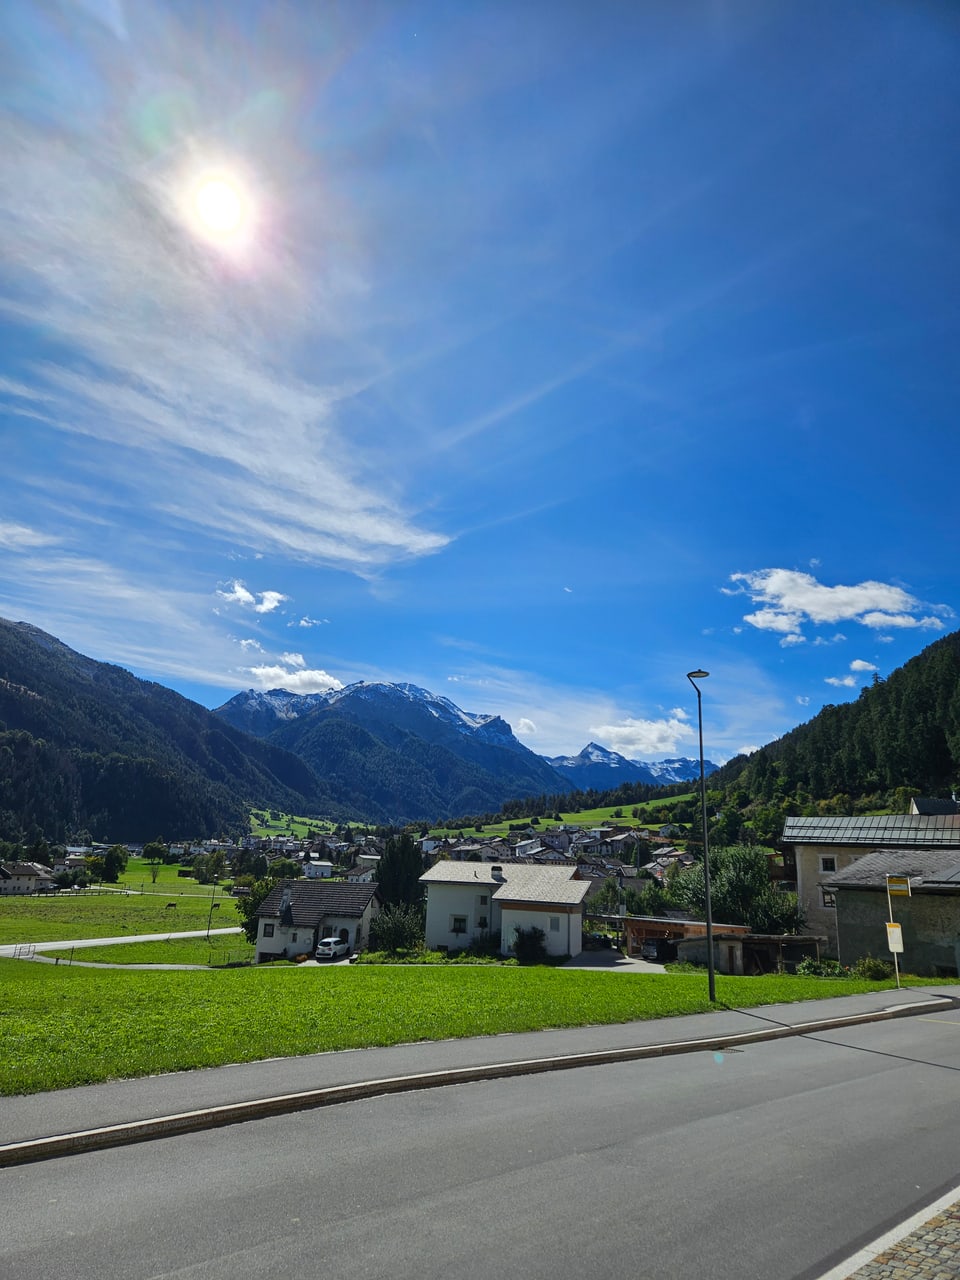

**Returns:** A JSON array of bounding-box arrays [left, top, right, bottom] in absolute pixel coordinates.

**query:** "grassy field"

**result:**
[[59, 936, 254, 966], [248, 812, 339, 839], [0, 886, 240, 944], [117, 858, 228, 891], [251, 796, 697, 843], [0, 960, 916, 1096]]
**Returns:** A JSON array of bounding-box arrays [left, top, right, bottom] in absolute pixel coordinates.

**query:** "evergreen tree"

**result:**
[[376, 832, 423, 906]]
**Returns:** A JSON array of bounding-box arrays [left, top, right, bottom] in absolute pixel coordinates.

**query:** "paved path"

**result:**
[[0, 927, 242, 958]]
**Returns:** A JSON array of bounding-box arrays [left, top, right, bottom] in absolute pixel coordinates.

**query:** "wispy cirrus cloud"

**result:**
[[0, 1, 448, 577], [0, 522, 60, 551], [727, 569, 952, 642]]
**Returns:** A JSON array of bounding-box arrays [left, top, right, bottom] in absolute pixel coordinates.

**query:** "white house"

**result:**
[[254, 880, 382, 962], [302, 859, 334, 879], [420, 862, 590, 958], [0, 862, 55, 895]]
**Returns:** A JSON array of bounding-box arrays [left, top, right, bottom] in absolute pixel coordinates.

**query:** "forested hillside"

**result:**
[[0, 619, 326, 842], [708, 629, 960, 826]]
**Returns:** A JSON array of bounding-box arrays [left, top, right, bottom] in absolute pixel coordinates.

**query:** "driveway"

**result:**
[[563, 949, 665, 973]]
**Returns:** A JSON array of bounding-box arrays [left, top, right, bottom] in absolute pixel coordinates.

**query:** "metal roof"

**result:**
[[823, 848, 960, 889], [782, 815, 960, 847]]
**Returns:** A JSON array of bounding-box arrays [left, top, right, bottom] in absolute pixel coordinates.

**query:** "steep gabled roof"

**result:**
[[256, 879, 381, 927]]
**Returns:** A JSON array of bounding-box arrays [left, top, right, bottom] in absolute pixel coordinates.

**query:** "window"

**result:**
[[479, 895, 488, 905], [451, 916, 467, 935], [263, 923, 275, 937], [820, 856, 837, 873], [549, 916, 561, 932], [477, 916, 488, 930], [291, 932, 298, 943], [820, 888, 836, 908]]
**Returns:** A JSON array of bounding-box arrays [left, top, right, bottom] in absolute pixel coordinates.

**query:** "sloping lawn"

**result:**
[[0, 961, 906, 1096], [0, 890, 239, 943]]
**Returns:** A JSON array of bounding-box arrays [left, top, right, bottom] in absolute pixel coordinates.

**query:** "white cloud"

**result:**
[[779, 633, 806, 648], [216, 581, 256, 608], [246, 664, 343, 693], [669, 707, 689, 721], [850, 659, 877, 672], [217, 580, 287, 614], [796, 695, 810, 705], [738, 744, 760, 756], [859, 612, 944, 631], [825, 675, 857, 687], [281, 652, 306, 667], [0, 522, 60, 551], [743, 608, 804, 634], [255, 591, 287, 615], [238, 638, 264, 652], [292, 617, 329, 628], [730, 569, 952, 640], [590, 715, 695, 758], [516, 718, 537, 736], [563, 587, 573, 593]]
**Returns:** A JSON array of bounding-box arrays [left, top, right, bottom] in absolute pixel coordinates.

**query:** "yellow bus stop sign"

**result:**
[[886, 875, 911, 896], [886, 922, 904, 953]]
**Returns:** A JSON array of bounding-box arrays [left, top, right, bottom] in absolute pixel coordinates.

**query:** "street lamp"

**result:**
[[687, 670, 716, 1002]]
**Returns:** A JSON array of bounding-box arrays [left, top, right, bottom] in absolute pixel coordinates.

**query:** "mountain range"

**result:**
[[214, 685, 716, 807], [0, 617, 714, 840]]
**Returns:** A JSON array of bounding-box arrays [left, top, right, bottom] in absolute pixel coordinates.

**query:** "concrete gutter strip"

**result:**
[[0, 995, 952, 1169]]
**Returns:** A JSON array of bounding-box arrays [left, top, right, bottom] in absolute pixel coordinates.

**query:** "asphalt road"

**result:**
[[5, 1007, 960, 1280]]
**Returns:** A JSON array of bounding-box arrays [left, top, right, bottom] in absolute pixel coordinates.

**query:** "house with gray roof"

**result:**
[[780, 815, 960, 956], [254, 879, 382, 962], [822, 848, 960, 977], [0, 861, 54, 895], [420, 861, 590, 957]]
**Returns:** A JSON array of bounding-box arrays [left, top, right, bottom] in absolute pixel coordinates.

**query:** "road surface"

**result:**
[[4, 1005, 960, 1279]]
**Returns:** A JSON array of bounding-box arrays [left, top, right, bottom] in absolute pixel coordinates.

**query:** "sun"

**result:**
[[183, 170, 255, 249], [194, 177, 244, 235]]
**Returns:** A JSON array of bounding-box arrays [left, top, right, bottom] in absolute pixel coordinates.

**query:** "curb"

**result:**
[[0, 995, 951, 1168]]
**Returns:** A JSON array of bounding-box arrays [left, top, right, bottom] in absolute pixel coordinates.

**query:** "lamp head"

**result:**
[[686, 669, 709, 681]]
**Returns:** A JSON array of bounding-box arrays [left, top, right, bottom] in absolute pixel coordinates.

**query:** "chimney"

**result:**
[[490, 865, 504, 881]]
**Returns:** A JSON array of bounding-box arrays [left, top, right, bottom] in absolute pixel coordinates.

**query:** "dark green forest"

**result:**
[[0, 619, 326, 842], [453, 630, 960, 843]]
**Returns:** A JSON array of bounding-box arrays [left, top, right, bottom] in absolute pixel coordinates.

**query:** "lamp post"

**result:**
[[687, 669, 716, 1002]]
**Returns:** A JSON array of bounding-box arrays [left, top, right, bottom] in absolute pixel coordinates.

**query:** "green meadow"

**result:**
[[0, 885, 240, 945], [1, 960, 911, 1096]]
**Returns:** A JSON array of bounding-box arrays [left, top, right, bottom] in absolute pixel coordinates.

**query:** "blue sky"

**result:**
[[1, 1, 958, 764]]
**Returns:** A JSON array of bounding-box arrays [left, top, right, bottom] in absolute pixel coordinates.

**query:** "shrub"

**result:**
[[512, 925, 547, 964], [369, 903, 425, 953], [851, 954, 894, 981], [796, 957, 848, 978]]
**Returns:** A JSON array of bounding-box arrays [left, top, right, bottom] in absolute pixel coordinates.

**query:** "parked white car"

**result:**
[[316, 936, 351, 959]]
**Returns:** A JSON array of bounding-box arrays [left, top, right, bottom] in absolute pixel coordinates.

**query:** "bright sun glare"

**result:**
[[184, 170, 254, 248], [195, 178, 243, 234]]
